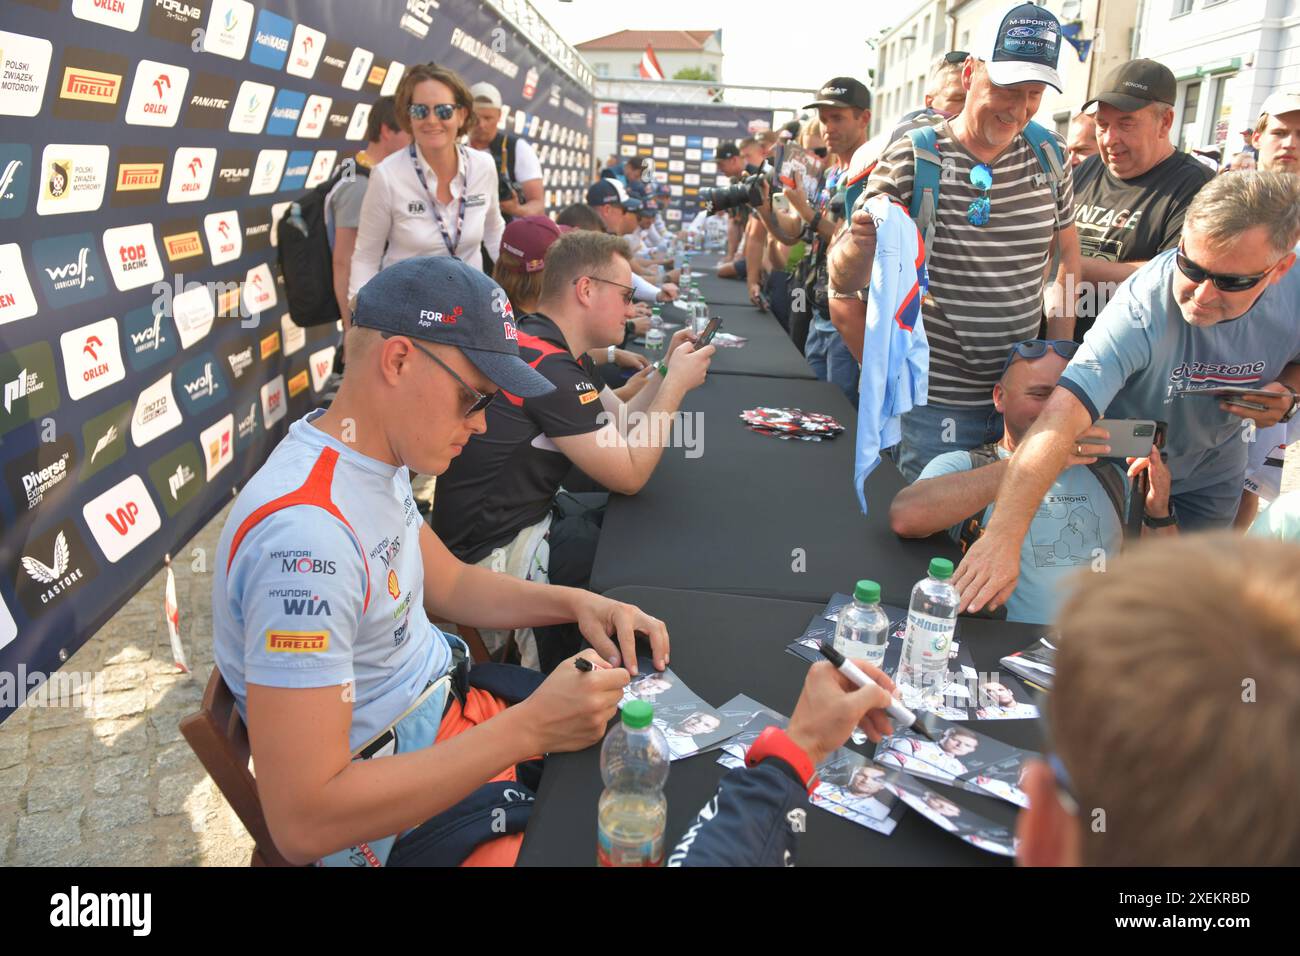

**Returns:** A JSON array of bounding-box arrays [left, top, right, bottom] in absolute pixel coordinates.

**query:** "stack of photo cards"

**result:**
[[784, 597, 993, 722], [788, 595, 1040, 722], [873, 712, 1040, 809], [814, 749, 907, 836], [620, 662, 750, 761], [998, 634, 1057, 693], [714, 711, 906, 837], [739, 407, 846, 442], [880, 768, 1016, 857], [696, 694, 784, 758]]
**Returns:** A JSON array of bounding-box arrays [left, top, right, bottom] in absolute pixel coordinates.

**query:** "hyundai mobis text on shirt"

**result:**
[[1060, 250, 1300, 505], [433, 312, 605, 564], [1071, 151, 1212, 340], [213, 410, 453, 752]]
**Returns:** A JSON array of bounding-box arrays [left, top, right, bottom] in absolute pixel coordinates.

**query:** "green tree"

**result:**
[[673, 66, 717, 81]]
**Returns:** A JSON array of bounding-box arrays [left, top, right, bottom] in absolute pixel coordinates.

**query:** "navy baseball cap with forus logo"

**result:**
[[350, 256, 554, 398], [973, 2, 1064, 93]]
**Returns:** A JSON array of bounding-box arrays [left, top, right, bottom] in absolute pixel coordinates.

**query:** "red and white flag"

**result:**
[[639, 43, 665, 80], [164, 562, 189, 674]]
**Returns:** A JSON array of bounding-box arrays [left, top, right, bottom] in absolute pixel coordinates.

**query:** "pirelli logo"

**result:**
[[266, 630, 329, 653], [579, 389, 600, 405], [260, 332, 280, 359], [62, 67, 122, 104], [117, 163, 164, 191], [164, 231, 203, 261], [366, 65, 387, 87], [288, 370, 309, 396]]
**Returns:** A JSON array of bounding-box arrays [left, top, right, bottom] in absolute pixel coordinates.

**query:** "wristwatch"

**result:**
[[746, 726, 818, 794], [1144, 502, 1178, 529], [607, 345, 617, 365], [1280, 383, 1299, 423]]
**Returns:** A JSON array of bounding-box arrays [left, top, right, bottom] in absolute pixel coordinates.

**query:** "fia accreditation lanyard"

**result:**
[[409, 144, 468, 257]]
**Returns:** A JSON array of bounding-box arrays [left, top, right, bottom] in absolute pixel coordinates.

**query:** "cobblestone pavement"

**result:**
[[0, 500, 255, 867]]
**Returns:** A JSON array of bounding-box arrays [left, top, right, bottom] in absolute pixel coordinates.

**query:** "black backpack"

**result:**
[[276, 158, 369, 327]]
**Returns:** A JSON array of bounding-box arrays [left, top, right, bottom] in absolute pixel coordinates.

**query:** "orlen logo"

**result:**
[[82, 474, 162, 563], [125, 59, 189, 127], [166, 147, 217, 203], [59, 317, 125, 400], [419, 306, 461, 327], [287, 24, 326, 79], [203, 210, 242, 265]]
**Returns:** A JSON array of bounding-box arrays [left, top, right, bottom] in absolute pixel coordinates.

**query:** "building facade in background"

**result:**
[[872, 0, 1138, 141], [1136, 0, 1300, 155], [577, 30, 724, 81]]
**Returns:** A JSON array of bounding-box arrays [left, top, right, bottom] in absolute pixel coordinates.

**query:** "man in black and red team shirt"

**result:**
[[1070, 59, 1214, 341], [432, 230, 714, 671]]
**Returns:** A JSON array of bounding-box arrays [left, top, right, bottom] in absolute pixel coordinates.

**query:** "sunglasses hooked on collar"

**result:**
[[1175, 244, 1286, 292], [408, 102, 457, 121], [382, 333, 495, 417]]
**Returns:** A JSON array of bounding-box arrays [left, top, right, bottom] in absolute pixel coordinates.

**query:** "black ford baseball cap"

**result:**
[[587, 178, 629, 207], [805, 76, 872, 111], [1082, 59, 1176, 112], [351, 256, 553, 398]]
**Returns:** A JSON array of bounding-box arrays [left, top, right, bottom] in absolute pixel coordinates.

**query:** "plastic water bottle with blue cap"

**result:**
[[597, 699, 669, 866]]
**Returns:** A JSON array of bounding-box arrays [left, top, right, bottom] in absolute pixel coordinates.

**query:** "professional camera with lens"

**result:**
[[699, 153, 788, 214], [699, 173, 765, 213], [498, 172, 525, 206]]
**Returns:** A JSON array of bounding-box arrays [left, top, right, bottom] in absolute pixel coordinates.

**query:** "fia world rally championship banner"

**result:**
[[615, 101, 774, 224], [0, 0, 594, 721]]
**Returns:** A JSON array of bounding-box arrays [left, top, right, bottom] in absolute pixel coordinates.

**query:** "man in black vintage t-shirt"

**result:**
[[1071, 59, 1214, 341], [432, 230, 714, 670]]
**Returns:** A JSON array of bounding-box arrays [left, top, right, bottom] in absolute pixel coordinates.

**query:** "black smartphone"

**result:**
[[695, 317, 722, 348]]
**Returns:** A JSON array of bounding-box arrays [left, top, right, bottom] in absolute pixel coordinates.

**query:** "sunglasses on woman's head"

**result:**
[[1174, 245, 1283, 292], [408, 102, 457, 121]]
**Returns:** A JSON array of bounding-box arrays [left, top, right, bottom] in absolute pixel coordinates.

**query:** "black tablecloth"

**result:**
[[588, 373, 958, 605], [518, 586, 1044, 867], [629, 298, 817, 380]]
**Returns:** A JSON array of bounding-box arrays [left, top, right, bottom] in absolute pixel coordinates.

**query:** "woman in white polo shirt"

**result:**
[[349, 63, 504, 297]]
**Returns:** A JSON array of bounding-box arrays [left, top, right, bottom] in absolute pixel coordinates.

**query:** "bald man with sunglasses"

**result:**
[[212, 257, 671, 867], [953, 171, 1300, 616], [890, 339, 1173, 625]]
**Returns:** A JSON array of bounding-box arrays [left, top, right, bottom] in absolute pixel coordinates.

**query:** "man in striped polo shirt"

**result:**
[[830, 2, 1082, 482]]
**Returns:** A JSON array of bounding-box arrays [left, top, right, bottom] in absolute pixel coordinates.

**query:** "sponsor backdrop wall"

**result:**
[[0, 0, 594, 721], [615, 101, 773, 224]]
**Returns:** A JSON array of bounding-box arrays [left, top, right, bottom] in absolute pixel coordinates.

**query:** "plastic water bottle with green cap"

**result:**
[[833, 579, 890, 668], [899, 558, 961, 707], [597, 699, 669, 867]]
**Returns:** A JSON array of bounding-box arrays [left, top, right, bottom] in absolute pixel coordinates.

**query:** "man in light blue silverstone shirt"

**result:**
[[212, 256, 669, 866], [952, 172, 1300, 614]]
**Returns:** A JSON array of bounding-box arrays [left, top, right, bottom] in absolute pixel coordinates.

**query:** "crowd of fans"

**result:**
[[210, 0, 1300, 868]]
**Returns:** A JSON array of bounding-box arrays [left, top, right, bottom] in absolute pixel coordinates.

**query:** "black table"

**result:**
[[518, 587, 1044, 867], [588, 373, 959, 606], [629, 298, 816, 380]]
